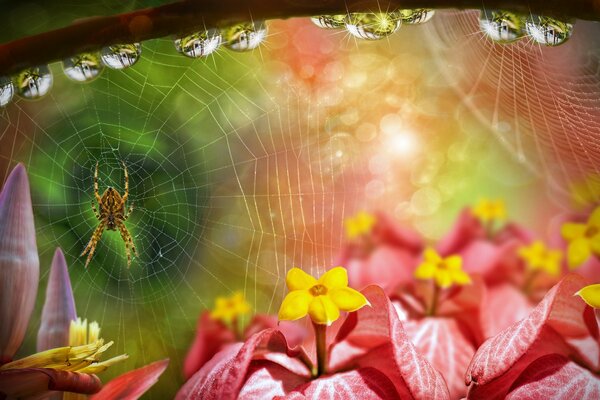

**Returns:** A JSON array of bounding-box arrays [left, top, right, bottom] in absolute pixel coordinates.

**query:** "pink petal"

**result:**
[[90, 359, 169, 400], [505, 354, 600, 400], [37, 248, 77, 351], [244, 315, 307, 349], [494, 223, 535, 245], [404, 318, 475, 399], [460, 240, 520, 285], [372, 211, 423, 252], [0, 163, 39, 363], [176, 330, 308, 400], [279, 368, 400, 400], [183, 311, 236, 379], [481, 283, 533, 338], [437, 209, 485, 256], [0, 368, 101, 398], [466, 274, 593, 400], [345, 246, 418, 294], [238, 360, 308, 399], [331, 286, 450, 399], [574, 256, 600, 283]]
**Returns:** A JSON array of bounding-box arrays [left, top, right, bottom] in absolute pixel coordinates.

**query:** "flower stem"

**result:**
[[429, 284, 440, 316], [313, 322, 327, 377]]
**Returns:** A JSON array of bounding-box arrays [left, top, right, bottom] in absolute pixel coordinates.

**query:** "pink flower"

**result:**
[[176, 286, 449, 399], [466, 274, 600, 399], [183, 311, 305, 379], [438, 208, 541, 338], [394, 264, 485, 399], [337, 211, 423, 294]]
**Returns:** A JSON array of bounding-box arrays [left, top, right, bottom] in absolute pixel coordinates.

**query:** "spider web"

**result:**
[[423, 10, 600, 209], [0, 12, 596, 398]]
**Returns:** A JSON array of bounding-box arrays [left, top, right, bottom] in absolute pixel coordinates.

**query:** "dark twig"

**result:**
[[0, 0, 599, 76]]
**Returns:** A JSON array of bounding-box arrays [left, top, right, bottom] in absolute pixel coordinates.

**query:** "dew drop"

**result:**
[[15, 66, 53, 100], [0, 76, 14, 107], [525, 16, 573, 46], [175, 29, 222, 58], [398, 9, 435, 24], [479, 10, 525, 43], [63, 53, 103, 82], [223, 21, 267, 52], [345, 13, 402, 40], [310, 15, 347, 29], [100, 43, 142, 69]]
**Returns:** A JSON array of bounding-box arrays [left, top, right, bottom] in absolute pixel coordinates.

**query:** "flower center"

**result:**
[[586, 226, 599, 238], [310, 284, 328, 296], [437, 261, 448, 270]]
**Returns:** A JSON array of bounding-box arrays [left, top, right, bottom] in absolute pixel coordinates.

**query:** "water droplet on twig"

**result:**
[[15, 66, 53, 99], [345, 12, 402, 40], [175, 29, 222, 58], [311, 15, 347, 29], [480, 10, 525, 43], [0, 77, 14, 107], [223, 21, 267, 52], [526, 16, 573, 46], [100, 43, 142, 69], [63, 53, 103, 82]]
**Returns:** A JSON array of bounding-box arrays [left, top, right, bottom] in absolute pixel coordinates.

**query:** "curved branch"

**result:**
[[0, 0, 598, 76]]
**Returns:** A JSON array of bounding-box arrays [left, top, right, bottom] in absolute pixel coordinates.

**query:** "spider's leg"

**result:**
[[90, 200, 101, 220], [123, 202, 134, 221], [118, 221, 135, 267], [94, 162, 102, 204], [122, 161, 129, 203], [81, 222, 105, 268]]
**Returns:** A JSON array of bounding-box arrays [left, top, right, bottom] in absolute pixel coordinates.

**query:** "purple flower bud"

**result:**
[[0, 163, 39, 363], [37, 248, 77, 351]]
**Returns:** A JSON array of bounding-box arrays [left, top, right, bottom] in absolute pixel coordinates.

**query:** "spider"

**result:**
[[81, 162, 137, 268]]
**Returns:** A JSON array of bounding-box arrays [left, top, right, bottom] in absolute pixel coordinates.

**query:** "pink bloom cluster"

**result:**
[[181, 206, 600, 399]]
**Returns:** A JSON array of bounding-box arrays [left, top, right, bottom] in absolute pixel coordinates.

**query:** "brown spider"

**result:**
[[81, 162, 137, 268]]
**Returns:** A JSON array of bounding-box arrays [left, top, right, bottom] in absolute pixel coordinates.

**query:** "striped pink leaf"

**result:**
[[466, 274, 594, 400]]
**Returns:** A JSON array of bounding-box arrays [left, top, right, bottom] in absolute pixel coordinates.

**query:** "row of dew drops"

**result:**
[[0, 9, 573, 108]]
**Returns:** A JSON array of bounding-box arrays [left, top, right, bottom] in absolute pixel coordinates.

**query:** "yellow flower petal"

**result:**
[[278, 290, 312, 321], [414, 261, 436, 280], [576, 284, 600, 309], [318, 266, 348, 289], [450, 270, 472, 285], [561, 223, 587, 240], [78, 353, 129, 374], [435, 270, 453, 288], [286, 268, 317, 291], [329, 287, 369, 312], [589, 206, 600, 226], [568, 237, 592, 269], [445, 255, 462, 270], [308, 295, 340, 325], [423, 248, 441, 263]]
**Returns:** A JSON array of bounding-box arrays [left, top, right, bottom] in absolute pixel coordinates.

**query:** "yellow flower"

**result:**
[[570, 174, 600, 209], [414, 248, 472, 288], [0, 318, 127, 375], [278, 267, 369, 326], [472, 198, 506, 223], [561, 206, 600, 269], [344, 211, 376, 240], [518, 241, 562, 277], [576, 284, 600, 308], [210, 292, 251, 325]]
